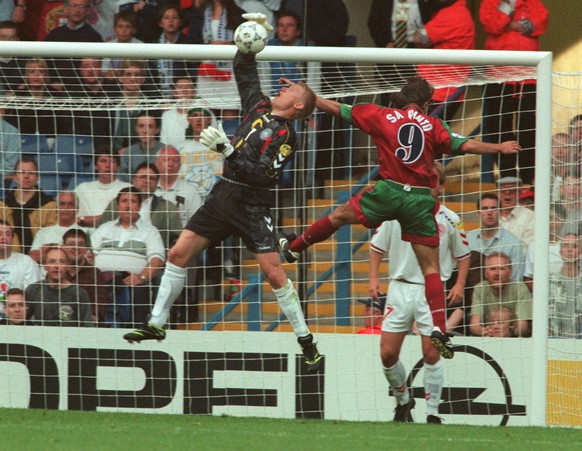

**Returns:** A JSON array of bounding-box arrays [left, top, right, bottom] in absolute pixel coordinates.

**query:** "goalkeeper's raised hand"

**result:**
[[241, 12, 273, 31], [200, 123, 234, 158]]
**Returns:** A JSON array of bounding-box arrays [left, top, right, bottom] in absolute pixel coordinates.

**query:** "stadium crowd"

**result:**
[[0, 0, 580, 342]]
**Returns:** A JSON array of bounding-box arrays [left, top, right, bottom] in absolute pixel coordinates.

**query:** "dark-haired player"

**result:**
[[279, 76, 521, 359], [123, 14, 323, 373]]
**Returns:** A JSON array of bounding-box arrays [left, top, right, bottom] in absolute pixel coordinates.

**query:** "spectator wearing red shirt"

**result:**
[[413, 0, 475, 122], [479, 0, 549, 185], [357, 297, 386, 335]]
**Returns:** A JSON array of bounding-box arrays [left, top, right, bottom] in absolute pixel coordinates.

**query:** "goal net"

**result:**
[[0, 41, 579, 427]]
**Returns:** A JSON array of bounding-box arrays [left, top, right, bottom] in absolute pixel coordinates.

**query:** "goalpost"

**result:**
[[0, 41, 574, 426]]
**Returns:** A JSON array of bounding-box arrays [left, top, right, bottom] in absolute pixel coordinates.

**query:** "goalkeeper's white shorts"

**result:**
[[381, 279, 433, 336]]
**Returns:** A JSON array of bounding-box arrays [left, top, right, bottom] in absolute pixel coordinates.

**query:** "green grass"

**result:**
[[1, 408, 581, 451]]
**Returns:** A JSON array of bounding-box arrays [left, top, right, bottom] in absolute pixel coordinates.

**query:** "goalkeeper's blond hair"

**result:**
[[296, 82, 317, 119]]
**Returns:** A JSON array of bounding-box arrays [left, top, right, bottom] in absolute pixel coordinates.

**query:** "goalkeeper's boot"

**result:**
[[298, 333, 323, 373], [430, 327, 454, 359], [124, 322, 166, 343], [393, 398, 415, 423], [277, 232, 300, 263]]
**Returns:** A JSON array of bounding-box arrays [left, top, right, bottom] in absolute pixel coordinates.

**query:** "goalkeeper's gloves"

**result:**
[[200, 123, 235, 158], [241, 12, 273, 32]]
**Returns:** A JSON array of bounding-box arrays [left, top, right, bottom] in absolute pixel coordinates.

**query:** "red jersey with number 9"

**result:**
[[348, 103, 467, 188]]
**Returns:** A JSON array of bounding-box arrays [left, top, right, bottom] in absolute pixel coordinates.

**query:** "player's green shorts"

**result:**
[[350, 179, 438, 245]]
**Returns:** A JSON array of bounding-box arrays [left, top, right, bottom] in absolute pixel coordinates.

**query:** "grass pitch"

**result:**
[[1, 408, 580, 450]]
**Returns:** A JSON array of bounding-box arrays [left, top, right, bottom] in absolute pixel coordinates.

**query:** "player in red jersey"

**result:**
[[279, 77, 521, 359]]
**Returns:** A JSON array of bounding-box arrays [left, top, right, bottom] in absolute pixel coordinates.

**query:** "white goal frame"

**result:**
[[0, 42, 553, 426]]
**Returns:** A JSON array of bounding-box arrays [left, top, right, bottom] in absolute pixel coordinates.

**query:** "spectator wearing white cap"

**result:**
[[497, 176, 535, 246]]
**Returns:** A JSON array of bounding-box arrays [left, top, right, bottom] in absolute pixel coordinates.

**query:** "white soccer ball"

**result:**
[[234, 21, 268, 54]]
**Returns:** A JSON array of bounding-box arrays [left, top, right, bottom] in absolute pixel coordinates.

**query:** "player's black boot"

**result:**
[[427, 415, 443, 424], [393, 398, 415, 422], [430, 327, 454, 359], [298, 334, 323, 373], [124, 322, 166, 343], [277, 232, 300, 263]]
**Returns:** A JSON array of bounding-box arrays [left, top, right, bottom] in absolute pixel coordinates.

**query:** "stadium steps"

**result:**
[[193, 178, 481, 328]]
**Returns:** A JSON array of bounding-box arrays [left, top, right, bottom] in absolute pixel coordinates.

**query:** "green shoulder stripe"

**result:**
[[339, 103, 353, 124], [440, 119, 469, 155]]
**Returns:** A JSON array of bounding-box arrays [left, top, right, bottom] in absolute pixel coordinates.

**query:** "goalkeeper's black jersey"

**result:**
[[221, 52, 297, 199]]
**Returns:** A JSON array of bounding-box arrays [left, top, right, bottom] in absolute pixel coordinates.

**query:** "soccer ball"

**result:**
[[234, 21, 268, 54]]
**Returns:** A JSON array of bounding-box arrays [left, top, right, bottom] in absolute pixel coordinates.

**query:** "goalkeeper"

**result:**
[[124, 14, 322, 373], [279, 77, 521, 359]]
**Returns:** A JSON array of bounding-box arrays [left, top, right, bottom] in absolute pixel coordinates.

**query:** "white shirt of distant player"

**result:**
[[30, 224, 91, 253], [156, 178, 203, 227], [371, 205, 470, 283], [176, 139, 224, 200], [0, 252, 42, 295], [75, 179, 132, 217]]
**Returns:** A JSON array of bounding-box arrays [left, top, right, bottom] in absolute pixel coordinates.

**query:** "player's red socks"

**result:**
[[291, 216, 337, 253], [424, 273, 447, 332]]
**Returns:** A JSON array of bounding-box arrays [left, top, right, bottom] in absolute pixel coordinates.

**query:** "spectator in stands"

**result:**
[[523, 203, 567, 293], [112, 60, 149, 151], [267, 10, 304, 95], [91, 187, 165, 327], [0, 21, 26, 94], [1, 288, 33, 326], [413, 0, 475, 122], [518, 187, 535, 211], [75, 149, 131, 228], [160, 77, 204, 147], [191, 0, 245, 115], [7, 58, 64, 136], [0, 108, 20, 187], [557, 170, 582, 229], [570, 114, 582, 154], [62, 228, 110, 325], [548, 230, 582, 338], [0, 157, 57, 254], [367, 0, 441, 104], [102, 11, 143, 78], [155, 146, 203, 227], [0, 221, 41, 301], [63, 57, 115, 151], [356, 297, 385, 335], [118, 111, 164, 182], [550, 132, 574, 202], [0, 0, 26, 23], [479, 0, 548, 185], [485, 306, 518, 338], [176, 107, 222, 201], [26, 245, 94, 327], [29, 191, 87, 263], [43, 0, 104, 93], [98, 162, 182, 250], [497, 176, 535, 246], [469, 252, 532, 337], [467, 192, 525, 281], [132, 0, 169, 43], [152, 4, 194, 98]]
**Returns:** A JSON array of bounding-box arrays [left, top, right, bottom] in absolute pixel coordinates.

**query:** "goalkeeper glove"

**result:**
[[241, 12, 273, 32], [200, 123, 235, 158]]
